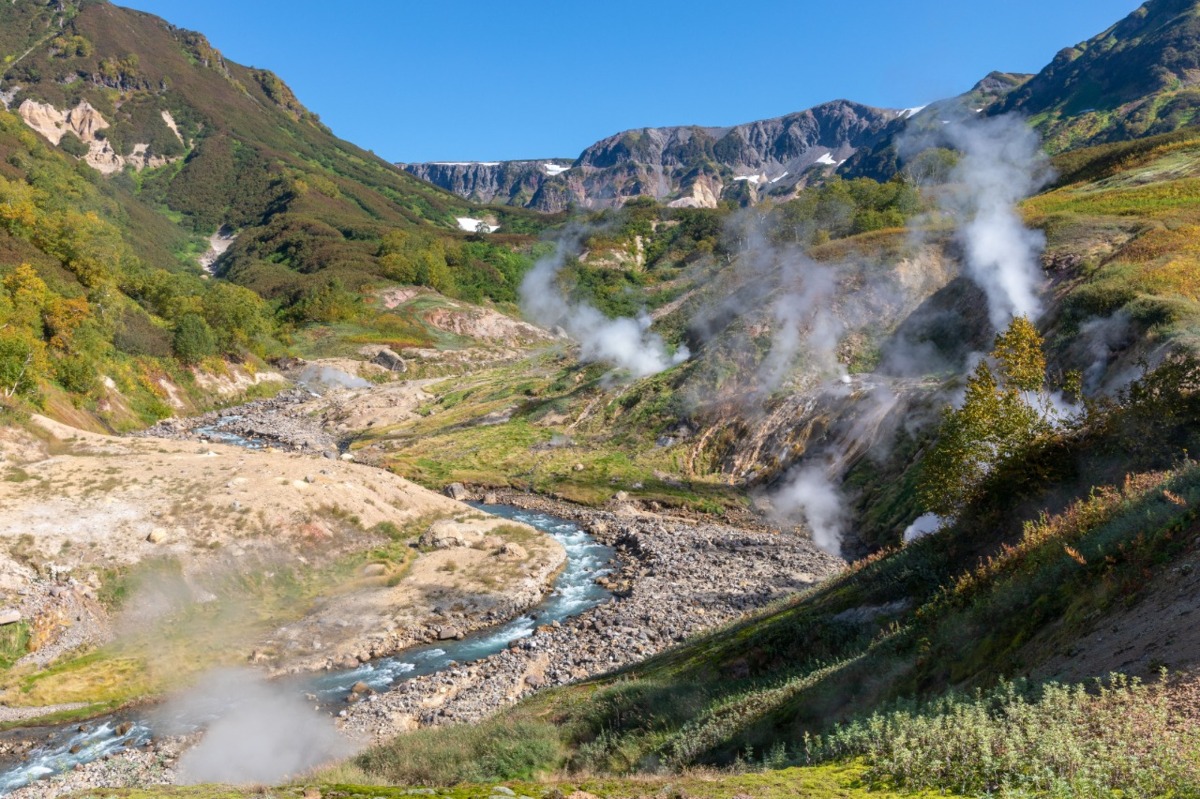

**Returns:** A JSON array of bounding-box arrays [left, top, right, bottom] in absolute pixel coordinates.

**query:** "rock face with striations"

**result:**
[[401, 100, 900, 211], [399, 160, 574, 207]]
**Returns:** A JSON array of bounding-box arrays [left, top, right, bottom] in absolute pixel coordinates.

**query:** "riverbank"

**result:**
[[340, 489, 843, 738]]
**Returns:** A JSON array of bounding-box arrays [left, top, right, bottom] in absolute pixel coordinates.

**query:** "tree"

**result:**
[[918, 317, 1057, 517]]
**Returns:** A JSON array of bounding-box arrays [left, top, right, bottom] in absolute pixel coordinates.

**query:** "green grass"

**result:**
[[69, 763, 963, 799]]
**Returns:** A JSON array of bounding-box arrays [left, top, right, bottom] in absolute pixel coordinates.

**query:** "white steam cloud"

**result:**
[[162, 668, 356, 786], [520, 239, 688, 377], [903, 512, 945, 543], [942, 115, 1053, 331], [770, 463, 845, 557]]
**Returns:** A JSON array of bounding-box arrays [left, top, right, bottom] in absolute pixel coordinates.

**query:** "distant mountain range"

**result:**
[[402, 100, 909, 212], [403, 0, 1200, 209]]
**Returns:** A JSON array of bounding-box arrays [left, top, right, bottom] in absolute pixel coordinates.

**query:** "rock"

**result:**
[[351, 681, 372, 695], [437, 626, 463, 641], [146, 528, 168, 544], [573, 463, 585, 472], [303, 788, 322, 799], [340, 453, 354, 461], [483, 492, 500, 505], [114, 722, 132, 736], [524, 675, 544, 689], [362, 563, 387, 577], [360, 345, 407, 372], [444, 482, 470, 501], [419, 520, 469, 549], [0, 609, 20, 626], [500, 542, 527, 560], [69, 744, 81, 755], [491, 788, 516, 797], [614, 491, 628, 502]]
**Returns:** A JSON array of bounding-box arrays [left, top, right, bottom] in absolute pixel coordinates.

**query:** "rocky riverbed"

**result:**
[[138, 387, 338, 454], [340, 489, 842, 737]]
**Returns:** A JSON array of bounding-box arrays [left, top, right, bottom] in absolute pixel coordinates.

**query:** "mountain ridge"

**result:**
[[401, 99, 907, 211]]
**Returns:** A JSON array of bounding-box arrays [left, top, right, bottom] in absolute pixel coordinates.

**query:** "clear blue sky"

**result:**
[[119, 0, 1143, 163]]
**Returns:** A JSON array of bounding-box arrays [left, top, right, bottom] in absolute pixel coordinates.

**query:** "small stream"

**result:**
[[0, 505, 614, 794]]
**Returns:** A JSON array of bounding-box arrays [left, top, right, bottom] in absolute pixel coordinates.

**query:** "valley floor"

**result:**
[[0, 366, 842, 796]]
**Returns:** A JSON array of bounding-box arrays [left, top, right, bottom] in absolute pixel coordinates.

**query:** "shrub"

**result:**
[[172, 313, 215, 365], [356, 719, 561, 785], [807, 675, 1200, 797], [53, 354, 98, 394]]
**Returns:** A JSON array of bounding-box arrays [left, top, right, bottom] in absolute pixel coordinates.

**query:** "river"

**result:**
[[0, 505, 613, 794]]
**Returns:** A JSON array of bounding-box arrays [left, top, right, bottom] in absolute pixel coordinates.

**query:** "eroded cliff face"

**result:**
[[400, 159, 574, 207], [401, 100, 900, 210], [18, 99, 183, 174]]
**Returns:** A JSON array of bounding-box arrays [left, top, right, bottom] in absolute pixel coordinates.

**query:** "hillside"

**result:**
[[402, 100, 903, 211], [1000, 0, 1200, 151], [0, 0, 555, 321], [339, 127, 1200, 797]]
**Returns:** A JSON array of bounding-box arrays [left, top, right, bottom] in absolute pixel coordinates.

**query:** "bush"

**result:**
[[356, 719, 561, 785], [807, 675, 1200, 797], [59, 132, 89, 158], [113, 309, 173, 358], [54, 354, 98, 394], [173, 313, 216, 365]]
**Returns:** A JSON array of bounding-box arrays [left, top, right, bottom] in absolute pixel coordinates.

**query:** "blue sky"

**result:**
[[119, 0, 1143, 163]]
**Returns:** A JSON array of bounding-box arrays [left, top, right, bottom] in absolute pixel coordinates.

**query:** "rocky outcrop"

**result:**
[[401, 100, 899, 210], [399, 159, 574, 206], [18, 99, 183, 175]]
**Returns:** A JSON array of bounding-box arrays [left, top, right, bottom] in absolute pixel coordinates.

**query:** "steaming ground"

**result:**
[[0, 407, 565, 711], [520, 236, 689, 377]]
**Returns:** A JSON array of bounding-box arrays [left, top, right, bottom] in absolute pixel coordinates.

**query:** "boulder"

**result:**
[[444, 482, 470, 501], [419, 520, 470, 549], [500, 542, 527, 560], [360, 345, 407, 373], [0, 609, 20, 626], [146, 528, 168, 544], [437, 626, 464, 641]]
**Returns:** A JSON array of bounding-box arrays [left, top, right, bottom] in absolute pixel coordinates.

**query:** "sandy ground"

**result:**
[[0, 414, 564, 710]]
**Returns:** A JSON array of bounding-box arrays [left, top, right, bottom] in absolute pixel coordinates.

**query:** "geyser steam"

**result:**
[[770, 462, 846, 556], [164, 668, 356, 785], [942, 115, 1053, 331], [520, 238, 688, 377]]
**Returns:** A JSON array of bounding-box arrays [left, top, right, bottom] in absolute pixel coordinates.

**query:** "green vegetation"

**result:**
[[810, 675, 1199, 797], [920, 317, 1067, 517]]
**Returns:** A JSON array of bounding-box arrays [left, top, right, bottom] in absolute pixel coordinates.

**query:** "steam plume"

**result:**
[[770, 463, 845, 556], [942, 115, 1053, 331], [520, 238, 688, 377], [164, 668, 356, 785]]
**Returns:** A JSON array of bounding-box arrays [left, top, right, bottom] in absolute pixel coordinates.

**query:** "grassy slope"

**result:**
[[340, 132, 1200, 793]]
